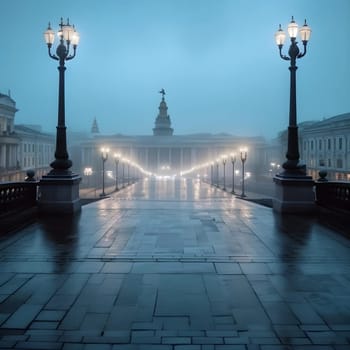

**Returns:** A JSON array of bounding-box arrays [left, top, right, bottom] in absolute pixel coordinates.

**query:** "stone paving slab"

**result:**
[[1, 179, 350, 349]]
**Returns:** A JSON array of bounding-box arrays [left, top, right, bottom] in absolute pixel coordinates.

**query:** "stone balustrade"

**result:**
[[0, 181, 38, 215], [315, 175, 350, 213]]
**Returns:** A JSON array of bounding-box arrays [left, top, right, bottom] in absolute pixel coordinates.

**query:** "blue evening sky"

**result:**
[[0, 0, 349, 139]]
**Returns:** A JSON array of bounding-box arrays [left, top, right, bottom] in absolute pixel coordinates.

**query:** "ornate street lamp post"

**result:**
[[39, 18, 81, 214], [222, 155, 227, 191], [275, 17, 311, 175], [216, 160, 220, 187], [230, 153, 236, 194], [240, 148, 247, 197], [44, 18, 80, 173], [100, 147, 109, 197], [210, 162, 214, 186], [83, 167, 92, 187], [272, 17, 315, 213], [122, 159, 125, 188], [114, 153, 121, 191], [127, 160, 130, 186]]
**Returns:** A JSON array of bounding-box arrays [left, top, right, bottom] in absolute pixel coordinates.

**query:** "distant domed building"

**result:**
[[153, 89, 173, 136], [79, 90, 267, 181]]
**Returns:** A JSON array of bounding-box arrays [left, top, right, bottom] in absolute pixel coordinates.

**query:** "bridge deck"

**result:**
[[1, 179, 350, 349]]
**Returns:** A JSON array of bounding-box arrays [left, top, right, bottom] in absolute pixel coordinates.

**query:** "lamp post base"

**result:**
[[38, 173, 81, 214], [273, 174, 316, 214]]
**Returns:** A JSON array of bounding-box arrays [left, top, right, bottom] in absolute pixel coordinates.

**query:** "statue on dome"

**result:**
[[159, 88, 166, 99]]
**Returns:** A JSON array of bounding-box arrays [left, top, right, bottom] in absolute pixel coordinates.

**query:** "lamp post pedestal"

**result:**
[[273, 175, 315, 213], [39, 172, 81, 214]]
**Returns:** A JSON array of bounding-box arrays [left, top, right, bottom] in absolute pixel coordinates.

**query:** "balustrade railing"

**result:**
[[1, 170, 349, 228], [315, 179, 350, 212], [0, 181, 38, 215]]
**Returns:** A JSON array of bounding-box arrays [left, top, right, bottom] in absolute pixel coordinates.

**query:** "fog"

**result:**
[[0, 0, 349, 139]]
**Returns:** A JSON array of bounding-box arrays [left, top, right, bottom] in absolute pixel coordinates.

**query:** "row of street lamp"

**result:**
[[96, 146, 250, 197], [99, 148, 136, 197], [210, 148, 248, 197]]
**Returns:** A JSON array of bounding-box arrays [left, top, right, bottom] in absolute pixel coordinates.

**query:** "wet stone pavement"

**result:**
[[1, 179, 350, 350]]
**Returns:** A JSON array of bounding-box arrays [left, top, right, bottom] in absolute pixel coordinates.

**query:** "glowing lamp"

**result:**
[[287, 16, 298, 39], [299, 20, 311, 42], [275, 25, 286, 46], [44, 23, 55, 45]]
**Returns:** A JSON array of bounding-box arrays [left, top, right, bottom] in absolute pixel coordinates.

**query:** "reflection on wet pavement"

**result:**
[[0, 178, 350, 348]]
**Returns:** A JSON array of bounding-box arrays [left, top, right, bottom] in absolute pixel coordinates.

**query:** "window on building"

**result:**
[[319, 140, 322, 150], [311, 140, 314, 151], [319, 159, 325, 166], [336, 159, 343, 168], [339, 138, 343, 150], [328, 139, 331, 150], [328, 159, 331, 167]]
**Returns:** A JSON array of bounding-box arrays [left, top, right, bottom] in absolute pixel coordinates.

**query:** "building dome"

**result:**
[[153, 89, 173, 136]]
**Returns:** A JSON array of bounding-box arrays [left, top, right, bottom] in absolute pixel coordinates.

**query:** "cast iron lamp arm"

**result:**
[[297, 42, 308, 59], [47, 45, 59, 61], [66, 46, 77, 61], [278, 45, 290, 61]]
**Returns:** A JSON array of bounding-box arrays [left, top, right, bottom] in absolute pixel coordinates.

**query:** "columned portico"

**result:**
[[79, 91, 267, 182], [0, 144, 6, 168]]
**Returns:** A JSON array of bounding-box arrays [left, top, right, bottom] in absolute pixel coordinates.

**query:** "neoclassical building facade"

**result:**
[[300, 113, 350, 180], [274, 112, 350, 181], [0, 93, 18, 174], [0, 92, 55, 182], [78, 94, 268, 182]]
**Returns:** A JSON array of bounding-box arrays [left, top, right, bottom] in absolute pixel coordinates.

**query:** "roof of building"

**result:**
[[301, 112, 350, 133], [310, 112, 350, 127], [277, 112, 350, 138], [14, 124, 53, 137], [0, 92, 16, 104]]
